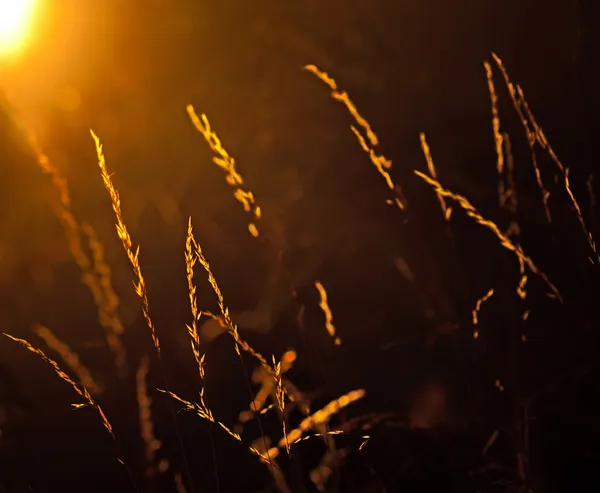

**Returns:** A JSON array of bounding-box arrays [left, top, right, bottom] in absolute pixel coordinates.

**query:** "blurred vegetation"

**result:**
[[1, 1, 598, 492]]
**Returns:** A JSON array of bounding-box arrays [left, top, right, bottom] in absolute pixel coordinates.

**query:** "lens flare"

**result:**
[[0, 0, 37, 57]]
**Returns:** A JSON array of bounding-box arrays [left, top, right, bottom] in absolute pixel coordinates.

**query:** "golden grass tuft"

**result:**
[[187, 105, 261, 237], [188, 228, 271, 372], [91, 130, 161, 353], [485, 63, 522, 239], [414, 168, 562, 303], [304, 64, 406, 210], [419, 133, 452, 221], [3, 53, 588, 492], [159, 389, 271, 462], [492, 54, 599, 264], [167, 230, 362, 475], [2, 333, 115, 440], [238, 350, 305, 433], [484, 61, 507, 208], [489, 55, 551, 225], [477, 67, 527, 299], [184, 219, 210, 413], [92, 129, 198, 492]]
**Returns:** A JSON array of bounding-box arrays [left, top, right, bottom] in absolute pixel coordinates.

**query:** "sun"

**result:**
[[0, 0, 38, 57]]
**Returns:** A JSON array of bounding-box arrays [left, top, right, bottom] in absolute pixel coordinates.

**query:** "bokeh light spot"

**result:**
[[55, 85, 82, 112]]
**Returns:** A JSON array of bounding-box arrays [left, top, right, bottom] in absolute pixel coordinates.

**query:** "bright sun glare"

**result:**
[[0, 0, 37, 57]]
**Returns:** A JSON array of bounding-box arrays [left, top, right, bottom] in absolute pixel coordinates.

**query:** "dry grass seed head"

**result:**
[[314, 281, 341, 345], [414, 170, 562, 303], [187, 106, 261, 237], [305, 64, 406, 210], [91, 130, 161, 353], [419, 133, 452, 221], [3, 333, 115, 440]]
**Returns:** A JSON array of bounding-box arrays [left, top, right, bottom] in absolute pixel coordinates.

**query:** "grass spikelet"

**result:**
[[161, 390, 213, 423], [190, 234, 271, 372], [186, 106, 261, 237], [315, 281, 341, 345], [516, 256, 528, 300], [187, 227, 282, 471], [91, 130, 161, 353], [490, 55, 551, 224], [304, 66, 378, 146], [159, 389, 271, 463], [273, 356, 290, 455], [414, 170, 562, 302], [184, 219, 208, 403], [510, 77, 598, 262], [265, 388, 366, 458], [34, 324, 102, 396], [484, 61, 507, 208], [504, 67, 598, 262], [136, 356, 161, 477], [472, 289, 495, 326], [188, 227, 282, 471], [484, 64, 520, 237], [238, 350, 299, 430], [5, 100, 126, 373], [295, 430, 344, 444], [304, 64, 406, 210], [494, 54, 600, 265], [93, 131, 198, 492], [3, 333, 114, 439], [419, 133, 452, 220], [563, 167, 599, 263]]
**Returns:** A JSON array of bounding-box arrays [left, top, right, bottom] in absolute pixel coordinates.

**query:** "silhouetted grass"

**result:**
[[1, 53, 596, 493]]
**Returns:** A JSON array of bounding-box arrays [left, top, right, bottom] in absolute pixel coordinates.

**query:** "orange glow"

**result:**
[[0, 0, 37, 57]]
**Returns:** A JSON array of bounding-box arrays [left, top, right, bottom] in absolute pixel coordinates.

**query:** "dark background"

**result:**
[[1, 1, 599, 492]]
